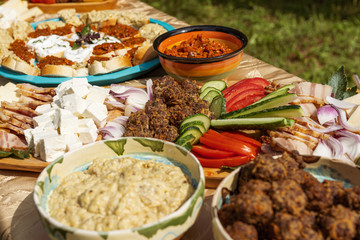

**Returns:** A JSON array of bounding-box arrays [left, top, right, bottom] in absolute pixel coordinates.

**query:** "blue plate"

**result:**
[[0, 18, 174, 86]]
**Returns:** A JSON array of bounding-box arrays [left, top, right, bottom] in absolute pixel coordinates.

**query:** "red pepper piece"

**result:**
[[226, 88, 265, 111], [196, 155, 250, 168], [191, 144, 236, 158], [221, 131, 262, 147], [201, 130, 258, 158], [222, 77, 270, 96], [229, 94, 265, 112], [224, 83, 263, 102]]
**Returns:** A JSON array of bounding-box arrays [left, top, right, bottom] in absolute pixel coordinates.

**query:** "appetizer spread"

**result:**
[[0, 9, 167, 77], [48, 156, 194, 231]]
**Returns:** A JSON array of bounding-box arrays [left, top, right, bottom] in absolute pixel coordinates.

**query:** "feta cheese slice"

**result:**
[[61, 93, 87, 117], [86, 86, 110, 104], [32, 131, 59, 157], [78, 127, 98, 144], [39, 135, 67, 162], [35, 103, 52, 114], [82, 102, 108, 128], [59, 115, 79, 135]]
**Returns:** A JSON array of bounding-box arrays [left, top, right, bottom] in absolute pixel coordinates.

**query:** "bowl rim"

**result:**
[[153, 25, 248, 64], [33, 137, 205, 236]]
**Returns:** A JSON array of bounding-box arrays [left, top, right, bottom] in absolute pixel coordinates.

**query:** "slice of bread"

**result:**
[[88, 55, 132, 75], [10, 20, 35, 40], [36, 21, 66, 30], [132, 40, 157, 65], [40, 64, 88, 77], [139, 23, 167, 42], [84, 10, 121, 28], [58, 8, 83, 26], [117, 11, 150, 29], [2, 56, 39, 76]]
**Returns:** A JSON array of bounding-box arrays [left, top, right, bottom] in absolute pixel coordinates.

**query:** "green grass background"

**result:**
[[143, 0, 360, 84]]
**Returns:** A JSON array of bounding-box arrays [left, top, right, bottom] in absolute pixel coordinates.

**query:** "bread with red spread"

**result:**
[[2, 55, 39, 76], [40, 64, 88, 77], [88, 55, 132, 75]]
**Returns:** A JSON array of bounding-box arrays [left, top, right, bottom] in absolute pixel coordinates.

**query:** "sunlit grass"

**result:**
[[143, 0, 360, 84]]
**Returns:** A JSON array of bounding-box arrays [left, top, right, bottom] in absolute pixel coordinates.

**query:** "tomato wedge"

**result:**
[[191, 144, 236, 158], [226, 88, 265, 111], [201, 130, 258, 158], [222, 77, 270, 95], [195, 155, 250, 168], [221, 131, 262, 147], [224, 83, 263, 102], [229, 94, 265, 112]]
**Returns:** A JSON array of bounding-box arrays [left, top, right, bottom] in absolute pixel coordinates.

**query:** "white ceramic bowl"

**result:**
[[34, 137, 205, 240], [211, 158, 360, 240]]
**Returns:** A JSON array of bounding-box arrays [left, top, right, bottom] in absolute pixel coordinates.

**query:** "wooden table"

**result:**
[[0, 1, 305, 239]]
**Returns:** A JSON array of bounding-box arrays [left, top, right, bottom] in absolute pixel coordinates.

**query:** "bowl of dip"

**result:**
[[34, 137, 205, 240], [153, 25, 248, 82]]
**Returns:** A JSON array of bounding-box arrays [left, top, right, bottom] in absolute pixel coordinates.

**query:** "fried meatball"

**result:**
[[302, 176, 333, 212], [235, 190, 274, 225], [238, 179, 272, 195], [270, 179, 307, 216], [323, 180, 346, 205], [180, 78, 199, 95], [168, 105, 194, 126], [218, 203, 238, 228], [345, 185, 360, 211], [250, 155, 287, 182], [226, 221, 258, 240], [320, 204, 359, 240], [269, 212, 323, 240], [153, 126, 178, 142]]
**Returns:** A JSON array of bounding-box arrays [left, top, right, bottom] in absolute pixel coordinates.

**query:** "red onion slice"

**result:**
[[313, 139, 333, 158], [333, 106, 360, 132], [326, 96, 357, 109], [327, 136, 343, 159], [146, 79, 153, 100], [317, 105, 338, 125]]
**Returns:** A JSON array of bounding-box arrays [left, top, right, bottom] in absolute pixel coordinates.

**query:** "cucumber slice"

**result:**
[[199, 87, 222, 99], [200, 80, 227, 92], [211, 117, 295, 130], [202, 90, 222, 103], [210, 95, 227, 118], [179, 120, 206, 134], [180, 113, 211, 131], [0, 150, 12, 158], [176, 134, 195, 146], [221, 93, 297, 119], [257, 84, 296, 103], [176, 126, 203, 144], [237, 105, 304, 118]]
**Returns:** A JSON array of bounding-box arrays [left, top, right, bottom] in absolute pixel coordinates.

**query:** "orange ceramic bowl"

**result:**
[[153, 25, 248, 82]]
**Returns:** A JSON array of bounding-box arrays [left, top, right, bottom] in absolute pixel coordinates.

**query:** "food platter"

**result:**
[[0, 18, 175, 87], [28, 0, 118, 14]]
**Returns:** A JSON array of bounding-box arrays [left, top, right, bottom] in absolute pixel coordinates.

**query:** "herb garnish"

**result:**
[[328, 66, 357, 100], [72, 24, 100, 50]]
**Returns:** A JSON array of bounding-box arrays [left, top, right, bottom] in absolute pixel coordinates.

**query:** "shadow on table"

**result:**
[[11, 192, 50, 240]]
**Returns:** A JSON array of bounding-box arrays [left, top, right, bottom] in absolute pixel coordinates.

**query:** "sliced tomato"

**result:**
[[226, 88, 265, 111], [222, 77, 270, 95], [221, 131, 262, 147], [224, 83, 263, 102], [201, 130, 258, 158], [196, 155, 250, 168], [229, 94, 265, 112], [191, 144, 236, 158]]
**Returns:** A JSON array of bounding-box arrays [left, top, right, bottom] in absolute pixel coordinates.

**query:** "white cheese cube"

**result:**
[[33, 114, 53, 128], [61, 93, 87, 117], [63, 133, 83, 151], [51, 95, 61, 109], [81, 102, 108, 128], [86, 86, 110, 104], [41, 108, 57, 121], [35, 103, 52, 114], [32, 131, 59, 157], [54, 108, 73, 129], [39, 135, 67, 162], [63, 85, 90, 98], [78, 118, 96, 128], [59, 115, 79, 135], [55, 77, 90, 97], [78, 127, 98, 144], [23, 128, 35, 149]]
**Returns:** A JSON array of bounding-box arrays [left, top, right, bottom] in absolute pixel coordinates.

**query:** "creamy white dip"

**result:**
[[47, 157, 194, 231], [26, 34, 124, 63]]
